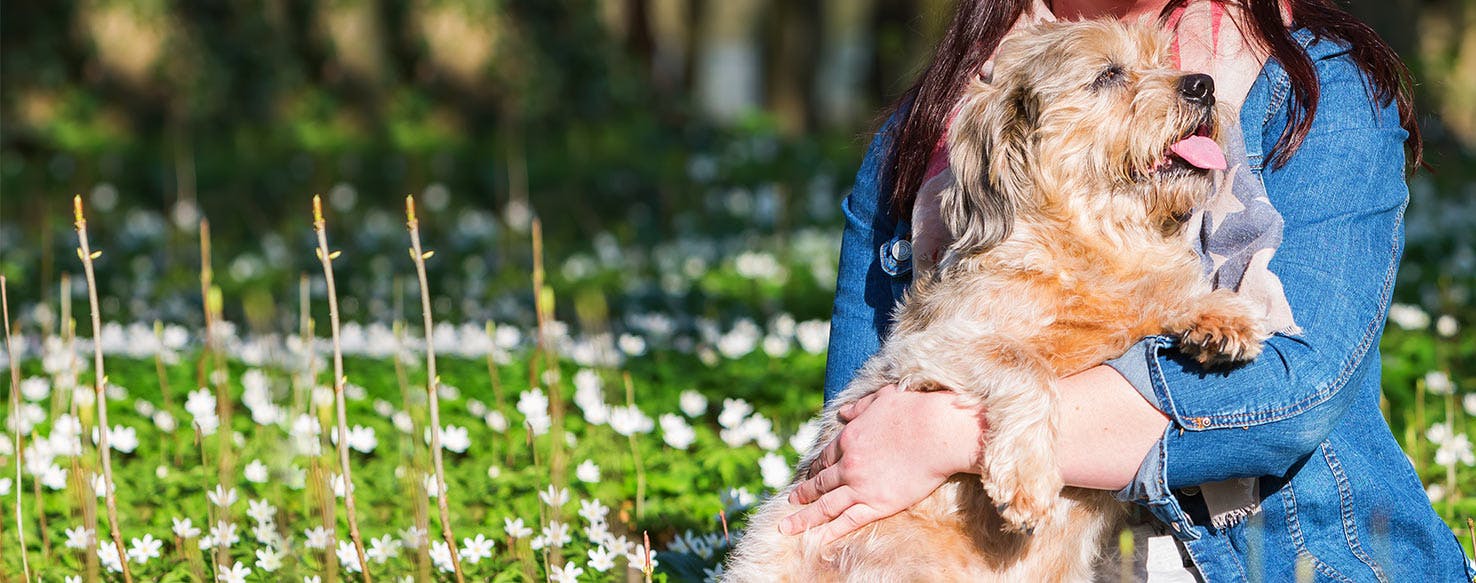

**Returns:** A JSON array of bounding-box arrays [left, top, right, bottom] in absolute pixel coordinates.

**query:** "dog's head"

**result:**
[[944, 19, 1225, 257]]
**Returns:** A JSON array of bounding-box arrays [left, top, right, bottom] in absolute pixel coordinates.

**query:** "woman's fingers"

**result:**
[[836, 393, 877, 423], [816, 503, 887, 546], [788, 464, 843, 505], [778, 486, 857, 535], [806, 435, 844, 477]]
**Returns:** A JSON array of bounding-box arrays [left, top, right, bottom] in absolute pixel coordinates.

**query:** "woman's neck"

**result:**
[[1049, 0, 1169, 21]]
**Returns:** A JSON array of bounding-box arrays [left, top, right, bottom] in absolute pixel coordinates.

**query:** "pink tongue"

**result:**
[[1169, 135, 1227, 170]]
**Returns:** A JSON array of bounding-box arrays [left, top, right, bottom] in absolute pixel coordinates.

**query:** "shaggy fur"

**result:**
[[723, 19, 1269, 582]]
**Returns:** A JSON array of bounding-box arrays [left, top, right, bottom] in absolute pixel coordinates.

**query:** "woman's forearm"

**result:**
[[1054, 365, 1169, 490]]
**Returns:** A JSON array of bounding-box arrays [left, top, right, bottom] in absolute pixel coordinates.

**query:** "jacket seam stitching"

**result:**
[[1283, 482, 1357, 583], [1321, 442, 1391, 582]]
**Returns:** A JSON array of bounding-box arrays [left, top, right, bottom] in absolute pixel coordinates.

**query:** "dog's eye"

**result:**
[[1091, 65, 1125, 90]]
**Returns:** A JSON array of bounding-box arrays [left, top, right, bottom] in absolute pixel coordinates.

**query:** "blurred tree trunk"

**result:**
[[694, 0, 767, 122], [648, 0, 691, 92], [767, 2, 817, 135], [817, 0, 879, 129]]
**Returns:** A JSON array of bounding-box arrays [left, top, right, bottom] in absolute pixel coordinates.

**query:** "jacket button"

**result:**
[[891, 239, 912, 262]]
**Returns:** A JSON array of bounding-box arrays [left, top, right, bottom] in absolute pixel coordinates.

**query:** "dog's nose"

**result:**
[[1178, 74, 1215, 106]]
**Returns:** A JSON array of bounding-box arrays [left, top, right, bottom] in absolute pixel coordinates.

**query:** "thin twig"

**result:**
[[312, 196, 372, 581], [405, 195, 466, 583], [73, 196, 132, 583], [2, 276, 33, 582]]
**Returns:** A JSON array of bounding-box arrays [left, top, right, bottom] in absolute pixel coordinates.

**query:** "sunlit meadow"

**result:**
[[0, 166, 1472, 583]]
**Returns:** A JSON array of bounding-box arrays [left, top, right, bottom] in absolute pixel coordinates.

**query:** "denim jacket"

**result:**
[[821, 28, 1473, 582]]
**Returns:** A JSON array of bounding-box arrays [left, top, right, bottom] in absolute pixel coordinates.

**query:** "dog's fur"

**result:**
[[723, 20, 1269, 582]]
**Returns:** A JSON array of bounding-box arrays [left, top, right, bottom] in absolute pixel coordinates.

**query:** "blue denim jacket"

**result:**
[[822, 29, 1473, 582]]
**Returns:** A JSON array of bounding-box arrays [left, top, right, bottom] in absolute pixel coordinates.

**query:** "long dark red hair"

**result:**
[[884, 0, 1423, 218]]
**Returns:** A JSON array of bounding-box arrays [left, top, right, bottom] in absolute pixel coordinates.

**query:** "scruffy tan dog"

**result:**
[[723, 19, 1269, 582]]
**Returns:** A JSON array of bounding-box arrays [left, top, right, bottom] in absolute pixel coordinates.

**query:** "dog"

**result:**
[[722, 19, 1268, 582]]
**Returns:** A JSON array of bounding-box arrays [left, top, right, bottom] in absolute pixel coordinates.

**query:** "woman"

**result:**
[[783, 0, 1473, 579]]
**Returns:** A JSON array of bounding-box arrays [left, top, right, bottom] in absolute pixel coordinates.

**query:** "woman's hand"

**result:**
[[779, 385, 983, 544]]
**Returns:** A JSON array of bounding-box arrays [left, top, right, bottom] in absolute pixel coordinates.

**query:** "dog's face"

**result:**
[[944, 20, 1226, 256]]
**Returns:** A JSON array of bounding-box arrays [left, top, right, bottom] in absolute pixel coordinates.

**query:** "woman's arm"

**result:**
[[822, 113, 906, 402]]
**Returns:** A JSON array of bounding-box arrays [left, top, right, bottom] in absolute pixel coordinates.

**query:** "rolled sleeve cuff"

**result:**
[[1107, 336, 1202, 540]]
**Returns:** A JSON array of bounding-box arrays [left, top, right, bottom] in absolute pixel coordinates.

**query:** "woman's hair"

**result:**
[[883, 0, 1423, 218]]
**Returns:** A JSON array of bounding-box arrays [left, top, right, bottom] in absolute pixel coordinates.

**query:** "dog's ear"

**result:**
[[942, 77, 1033, 257]]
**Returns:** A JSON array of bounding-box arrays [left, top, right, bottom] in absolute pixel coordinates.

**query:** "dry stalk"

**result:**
[[2, 277, 33, 582], [311, 195, 372, 581], [73, 196, 132, 583], [623, 373, 647, 519], [404, 195, 466, 583]]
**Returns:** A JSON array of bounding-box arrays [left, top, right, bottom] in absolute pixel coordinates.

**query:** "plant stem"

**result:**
[[2, 276, 33, 582], [312, 196, 372, 582], [405, 195, 466, 583], [73, 196, 132, 583]]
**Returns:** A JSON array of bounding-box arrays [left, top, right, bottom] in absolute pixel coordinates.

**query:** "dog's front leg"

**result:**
[[941, 340, 1062, 534], [1167, 288, 1270, 367]]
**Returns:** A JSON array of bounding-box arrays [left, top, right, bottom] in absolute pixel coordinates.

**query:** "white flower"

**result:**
[[153, 411, 177, 433], [795, 319, 830, 353], [576, 459, 601, 483], [627, 543, 659, 572], [1428, 422, 1455, 445], [425, 425, 470, 453], [392, 411, 413, 434], [303, 577, 321, 583], [98, 539, 123, 573], [247, 498, 277, 525], [331, 473, 355, 497], [1435, 433, 1476, 468], [243, 459, 269, 483], [550, 561, 584, 583], [1387, 304, 1430, 330], [718, 399, 753, 429], [90, 425, 138, 454], [217, 561, 251, 583], [1428, 482, 1447, 502], [337, 540, 364, 573], [618, 334, 647, 356], [304, 526, 333, 550], [484, 411, 508, 432], [0, 478, 9, 497], [173, 517, 201, 539], [517, 388, 551, 436], [541, 521, 572, 548], [185, 388, 217, 418], [1426, 371, 1455, 396], [429, 540, 455, 573], [208, 485, 238, 508], [540, 485, 570, 507], [588, 546, 617, 572], [40, 464, 68, 490], [660, 414, 696, 450], [211, 520, 240, 548], [579, 498, 610, 524], [504, 517, 533, 539], [400, 526, 428, 550], [759, 452, 792, 489], [460, 533, 495, 563], [1436, 315, 1459, 338], [1464, 394, 1476, 418], [65, 526, 95, 550], [679, 390, 708, 417], [721, 487, 756, 513], [367, 534, 401, 563], [256, 547, 285, 572], [127, 534, 162, 564], [609, 404, 654, 436], [487, 465, 502, 479], [20, 377, 50, 401], [333, 424, 379, 454]]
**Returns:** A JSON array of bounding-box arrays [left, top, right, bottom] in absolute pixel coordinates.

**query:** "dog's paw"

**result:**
[[1179, 296, 1268, 367], [983, 468, 1060, 535]]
